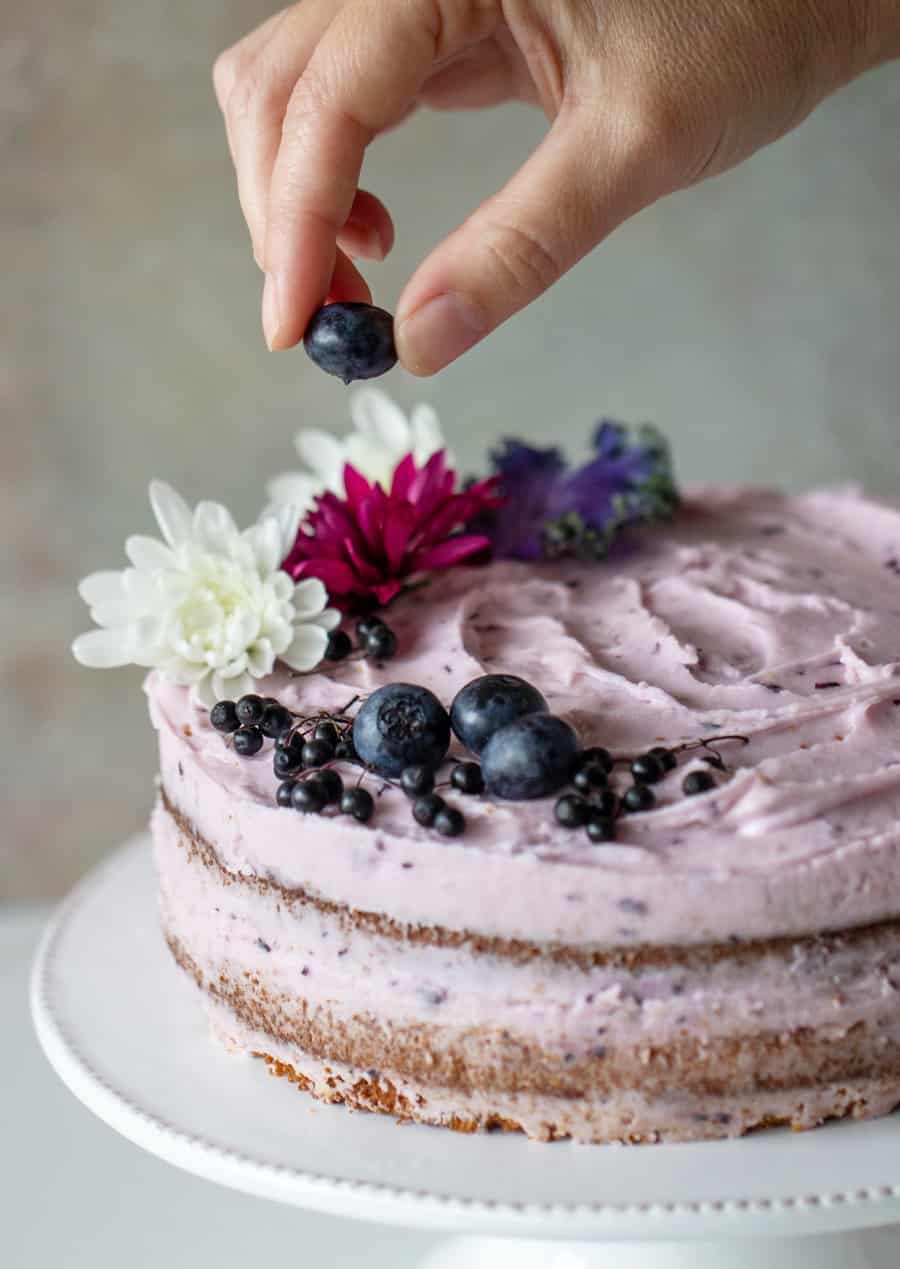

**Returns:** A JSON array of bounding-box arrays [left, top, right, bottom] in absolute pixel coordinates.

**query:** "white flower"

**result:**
[[72, 482, 340, 706], [267, 386, 451, 514]]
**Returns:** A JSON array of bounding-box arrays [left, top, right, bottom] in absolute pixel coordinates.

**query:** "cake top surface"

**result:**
[[150, 485, 900, 949]]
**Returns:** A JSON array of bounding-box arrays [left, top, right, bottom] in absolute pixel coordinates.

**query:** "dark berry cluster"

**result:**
[[553, 735, 745, 845], [210, 665, 746, 851]]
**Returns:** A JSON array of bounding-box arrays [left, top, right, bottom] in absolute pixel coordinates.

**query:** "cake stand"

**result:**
[[31, 836, 900, 1269]]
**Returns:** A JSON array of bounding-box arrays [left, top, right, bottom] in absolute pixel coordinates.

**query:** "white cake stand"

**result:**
[[31, 837, 900, 1269]]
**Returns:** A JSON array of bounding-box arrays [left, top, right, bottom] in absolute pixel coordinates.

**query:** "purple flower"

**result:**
[[482, 420, 679, 562]]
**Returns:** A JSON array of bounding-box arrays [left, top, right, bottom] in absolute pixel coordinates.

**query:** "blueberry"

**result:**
[[401, 764, 435, 797], [341, 786, 375, 822], [325, 629, 353, 661], [353, 683, 451, 778], [291, 781, 326, 813], [577, 747, 613, 774], [630, 754, 665, 785], [260, 702, 293, 740], [412, 793, 445, 827], [276, 780, 296, 808], [683, 769, 716, 796], [450, 674, 548, 756], [365, 624, 398, 661], [649, 746, 678, 773], [302, 738, 335, 768], [573, 763, 608, 794], [307, 768, 343, 805], [273, 745, 303, 779], [303, 302, 397, 384], [233, 725, 264, 757], [481, 713, 579, 800], [210, 700, 239, 734], [450, 762, 484, 795], [589, 788, 618, 819], [434, 806, 465, 837], [586, 815, 616, 843], [334, 738, 358, 762], [555, 793, 590, 828], [235, 694, 265, 726], [622, 784, 655, 813]]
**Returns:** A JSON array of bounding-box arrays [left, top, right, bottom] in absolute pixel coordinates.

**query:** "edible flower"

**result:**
[[268, 387, 451, 515], [72, 482, 339, 704], [282, 451, 503, 609], [481, 421, 679, 561]]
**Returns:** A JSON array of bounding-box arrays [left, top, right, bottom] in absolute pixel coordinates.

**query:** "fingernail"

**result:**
[[262, 273, 280, 349], [397, 293, 486, 375]]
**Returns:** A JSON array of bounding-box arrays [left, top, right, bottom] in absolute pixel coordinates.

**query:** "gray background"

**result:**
[[3, 1, 899, 898]]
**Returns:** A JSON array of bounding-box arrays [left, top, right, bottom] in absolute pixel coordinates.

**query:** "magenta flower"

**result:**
[[282, 451, 503, 610]]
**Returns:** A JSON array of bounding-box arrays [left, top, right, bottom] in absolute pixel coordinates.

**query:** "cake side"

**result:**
[[154, 792, 900, 1143]]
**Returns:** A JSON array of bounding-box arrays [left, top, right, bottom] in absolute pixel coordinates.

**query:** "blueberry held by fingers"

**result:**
[[303, 302, 397, 384]]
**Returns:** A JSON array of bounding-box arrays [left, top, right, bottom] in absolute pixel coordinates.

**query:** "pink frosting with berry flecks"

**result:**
[[148, 486, 900, 949]]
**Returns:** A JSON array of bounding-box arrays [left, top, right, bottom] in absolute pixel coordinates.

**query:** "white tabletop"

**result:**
[[1, 906, 435, 1269]]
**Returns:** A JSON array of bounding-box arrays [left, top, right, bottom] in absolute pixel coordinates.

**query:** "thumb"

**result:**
[[394, 110, 651, 376]]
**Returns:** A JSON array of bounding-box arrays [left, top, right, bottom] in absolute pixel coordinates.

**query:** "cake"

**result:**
[[72, 390, 900, 1144], [147, 485, 900, 1145]]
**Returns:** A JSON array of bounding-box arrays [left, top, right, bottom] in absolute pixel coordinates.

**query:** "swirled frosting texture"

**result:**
[[150, 487, 900, 948]]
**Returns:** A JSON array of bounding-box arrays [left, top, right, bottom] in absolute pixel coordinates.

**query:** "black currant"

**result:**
[[291, 781, 326, 813], [577, 747, 613, 774], [340, 786, 375, 822], [586, 815, 616, 843], [683, 769, 716, 796], [555, 793, 590, 828], [307, 768, 343, 805], [334, 738, 358, 762], [314, 721, 340, 747], [355, 614, 385, 644], [589, 788, 618, 819], [401, 764, 435, 797], [434, 806, 465, 837], [235, 694, 265, 726], [573, 763, 608, 794], [622, 784, 655, 813], [325, 629, 353, 661], [648, 746, 678, 773], [412, 793, 445, 827], [273, 746, 304, 779], [210, 700, 239, 734], [276, 730, 304, 758], [451, 762, 484, 794], [302, 738, 335, 768], [276, 780, 297, 808], [233, 725, 264, 757], [260, 702, 293, 740], [630, 754, 665, 785], [366, 624, 398, 660]]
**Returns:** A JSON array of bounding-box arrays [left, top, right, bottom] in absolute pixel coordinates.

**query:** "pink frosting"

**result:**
[[149, 486, 900, 948]]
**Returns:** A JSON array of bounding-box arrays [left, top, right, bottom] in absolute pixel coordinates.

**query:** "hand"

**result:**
[[213, 0, 895, 375]]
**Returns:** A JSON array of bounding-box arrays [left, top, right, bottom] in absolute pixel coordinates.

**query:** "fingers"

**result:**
[[337, 189, 395, 262], [394, 109, 649, 376], [214, 1, 343, 266], [263, 0, 499, 351]]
